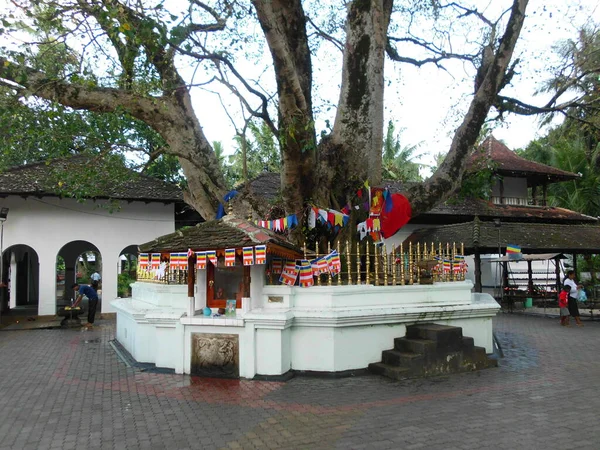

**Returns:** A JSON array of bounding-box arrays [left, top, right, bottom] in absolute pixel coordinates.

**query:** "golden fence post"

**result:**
[[415, 242, 421, 284], [461, 242, 466, 281], [327, 242, 332, 286], [383, 245, 388, 286], [400, 243, 405, 285], [391, 244, 397, 286], [446, 243, 450, 282], [346, 240, 352, 285], [316, 247, 321, 286], [356, 242, 361, 284], [338, 241, 343, 286], [366, 242, 370, 285], [303, 243, 307, 260], [452, 242, 457, 281], [374, 243, 379, 286], [408, 242, 413, 285]]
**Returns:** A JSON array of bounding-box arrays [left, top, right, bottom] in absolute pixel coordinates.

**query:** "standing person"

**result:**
[[72, 283, 99, 328], [90, 270, 101, 290], [564, 270, 583, 326], [558, 285, 571, 326]]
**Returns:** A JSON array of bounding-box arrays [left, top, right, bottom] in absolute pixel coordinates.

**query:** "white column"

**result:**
[[38, 252, 57, 316], [250, 264, 265, 310], [100, 249, 118, 313], [9, 252, 16, 309], [195, 269, 207, 311]]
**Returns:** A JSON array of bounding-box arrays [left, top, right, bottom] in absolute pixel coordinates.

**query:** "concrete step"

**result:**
[[382, 350, 423, 367], [406, 324, 464, 352], [368, 363, 412, 380], [394, 337, 437, 355]]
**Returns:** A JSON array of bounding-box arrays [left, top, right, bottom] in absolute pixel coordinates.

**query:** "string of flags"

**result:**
[[307, 206, 349, 231], [431, 255, 468, 274], [274, 250, 342, 288], [256, 214, 299, 232], [138, 245, 268, 272]]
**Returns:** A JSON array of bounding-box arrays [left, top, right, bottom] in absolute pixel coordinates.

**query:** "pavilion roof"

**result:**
[[403, 219, 600, 254], [0, 156, 183, 203], [139, 214, 303, 258], [469, 136, 579, 184]]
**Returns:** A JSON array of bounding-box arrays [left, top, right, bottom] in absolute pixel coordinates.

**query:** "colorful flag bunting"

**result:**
[[279, 264, 298, 286], [196, 252, 207, 270], [272, 258, 283, 274], [255, 245, 266, 264], [317, 257, 329, 275], [150, 253, 161, 270], [225, 248, 236, 267], [206, 250, 217, 266], [138, 253, 149, 269], [298, 260, 315, 287], [243, 247, 254, 266], [325, 251, 341, 277]]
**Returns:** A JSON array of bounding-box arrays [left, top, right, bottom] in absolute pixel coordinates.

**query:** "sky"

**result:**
[[183, 0, 600, 172], [1, 0, 599, 172]]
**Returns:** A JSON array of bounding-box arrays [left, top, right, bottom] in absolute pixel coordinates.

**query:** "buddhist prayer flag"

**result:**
[[325, 251, 341, 277], [298, 260, 314, 288], [279, 264, 298, 286], [206, 250, 217, 266], [243, 247, 254, 266], [225, 248, 236, 267], [272, 258, 283, 274], [317, 257, 329, 275], [150, 253, 161, 270], [283, 260, 297, 275], [310, 259, 320, 277], [443, 260, 451, 273], [179, 253, 189, 270], [196, 252, 207, 270], [138, 253, 149, 269], [507, 244, 522, 260], [255, 245, 266, 264]]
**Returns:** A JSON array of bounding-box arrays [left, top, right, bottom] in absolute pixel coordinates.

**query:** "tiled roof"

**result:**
[[419, 198, 597, 224], [0, 156, 182, 202], [139, 214, 303, 256], [404, 220, 600, 254], [470, 136, 578, 182]]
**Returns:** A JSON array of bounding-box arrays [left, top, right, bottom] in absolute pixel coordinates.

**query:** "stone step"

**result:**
[[382, 350, 423, 367], [406, 324, 464, 351], [394, 337, 437, 355], [462, 336, 475, 349], [368, 363, 412, 380]]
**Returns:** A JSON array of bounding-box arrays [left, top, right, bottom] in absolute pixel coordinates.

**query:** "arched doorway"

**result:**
[[118, 245, 138, 298], [56, 241, 101, 309], [1, 244, 40, 314]]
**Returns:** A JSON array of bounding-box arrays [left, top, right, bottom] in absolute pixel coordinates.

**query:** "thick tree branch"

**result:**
[[406, 0, 529, 216]]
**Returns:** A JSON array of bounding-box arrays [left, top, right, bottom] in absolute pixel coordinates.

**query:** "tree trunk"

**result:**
[[252, 0, 316, 214]]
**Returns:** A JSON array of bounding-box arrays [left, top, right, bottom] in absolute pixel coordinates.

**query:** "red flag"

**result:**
[[380, 193, 412, 239]]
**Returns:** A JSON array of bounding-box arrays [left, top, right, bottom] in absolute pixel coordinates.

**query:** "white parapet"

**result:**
[[113, 280, 500, 378]]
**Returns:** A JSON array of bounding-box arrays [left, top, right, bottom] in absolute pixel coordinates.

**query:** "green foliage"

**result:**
[[143, 154, 186, 187], [226, 121, 281, 187], [117, 272, 136, 298], [381, 120, 423, 182]]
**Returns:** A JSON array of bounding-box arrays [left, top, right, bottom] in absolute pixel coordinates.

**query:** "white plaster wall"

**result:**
[[0, 196, 175, 315]]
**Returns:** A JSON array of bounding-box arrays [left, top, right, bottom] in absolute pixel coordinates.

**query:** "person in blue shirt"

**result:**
[[72, 283, 99, 328]]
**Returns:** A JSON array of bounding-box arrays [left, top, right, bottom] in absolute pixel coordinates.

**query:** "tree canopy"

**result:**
[[0, 0, 542, 226]]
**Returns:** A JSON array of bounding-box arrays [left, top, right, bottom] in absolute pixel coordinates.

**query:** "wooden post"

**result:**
[[573, 253, 578, 279], [527, 260, 534, 296], [555, 256, 561, 293], [474, 251, 482, 293], [187, 252, 196, 317]]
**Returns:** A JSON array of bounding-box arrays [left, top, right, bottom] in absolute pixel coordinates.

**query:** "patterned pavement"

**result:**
[[0, 313, 599, 449]]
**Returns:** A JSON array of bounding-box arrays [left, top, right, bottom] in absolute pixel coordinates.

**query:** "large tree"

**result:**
[[0, 0, 530, 223]]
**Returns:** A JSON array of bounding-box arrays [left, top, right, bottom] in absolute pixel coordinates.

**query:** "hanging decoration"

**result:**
[[206, 250, 218, 266], [196, 252, 207, 270], [325, 251, 342, 277], [356, 185, 412, 241], [307, 206, 349, 232], [215, 190, 238, 219], [225, 248, 236, 267], [243, 247, 254, 266], [380, 193, 412, 238], [150, 253, 161, 270], [255, 245, 267, 264], [138, 253, 149, 269], [279, 263, 299, 286], [257, 214, 299, 233], [298, 260, 315, 288], [272, 258, 283, 274]]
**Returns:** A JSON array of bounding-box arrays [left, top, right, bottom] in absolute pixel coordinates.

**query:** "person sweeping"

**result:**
[[72, 283, 99, 329]]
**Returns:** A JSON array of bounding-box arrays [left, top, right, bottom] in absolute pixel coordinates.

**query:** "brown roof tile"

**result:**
[[139, 214, 303, 256]]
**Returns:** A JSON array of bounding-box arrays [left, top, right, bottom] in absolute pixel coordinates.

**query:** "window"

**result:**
[[206, 259, 249, 308]]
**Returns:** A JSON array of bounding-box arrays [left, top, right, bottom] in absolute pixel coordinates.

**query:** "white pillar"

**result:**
[[99, 249, 118, 313], [38, 252, 57, 316], [250, 264, 265, 310], [195, 269, 207, 311], [9, 252, 16, 309]]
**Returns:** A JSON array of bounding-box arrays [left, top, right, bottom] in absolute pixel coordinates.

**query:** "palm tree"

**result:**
[[382, 120, 423, 182]]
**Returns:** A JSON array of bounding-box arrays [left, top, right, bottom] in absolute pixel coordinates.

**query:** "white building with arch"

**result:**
[[0, 157, 184, 316]]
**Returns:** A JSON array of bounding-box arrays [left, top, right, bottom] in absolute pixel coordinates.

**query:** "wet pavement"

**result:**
[[0, 313, 599, 449]]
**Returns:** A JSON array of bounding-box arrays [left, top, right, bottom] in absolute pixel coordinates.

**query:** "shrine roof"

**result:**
[[469, 136, 579, 183], [0, 156, 182, 202], [139, 214, 303, 257], [403, 220, 600, 254]]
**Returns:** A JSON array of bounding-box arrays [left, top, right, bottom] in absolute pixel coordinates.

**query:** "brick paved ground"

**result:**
[[0, 313, 599, 450]]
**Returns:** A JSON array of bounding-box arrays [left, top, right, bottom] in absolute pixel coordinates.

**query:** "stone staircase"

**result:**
[[369, 324, 497, 380]]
